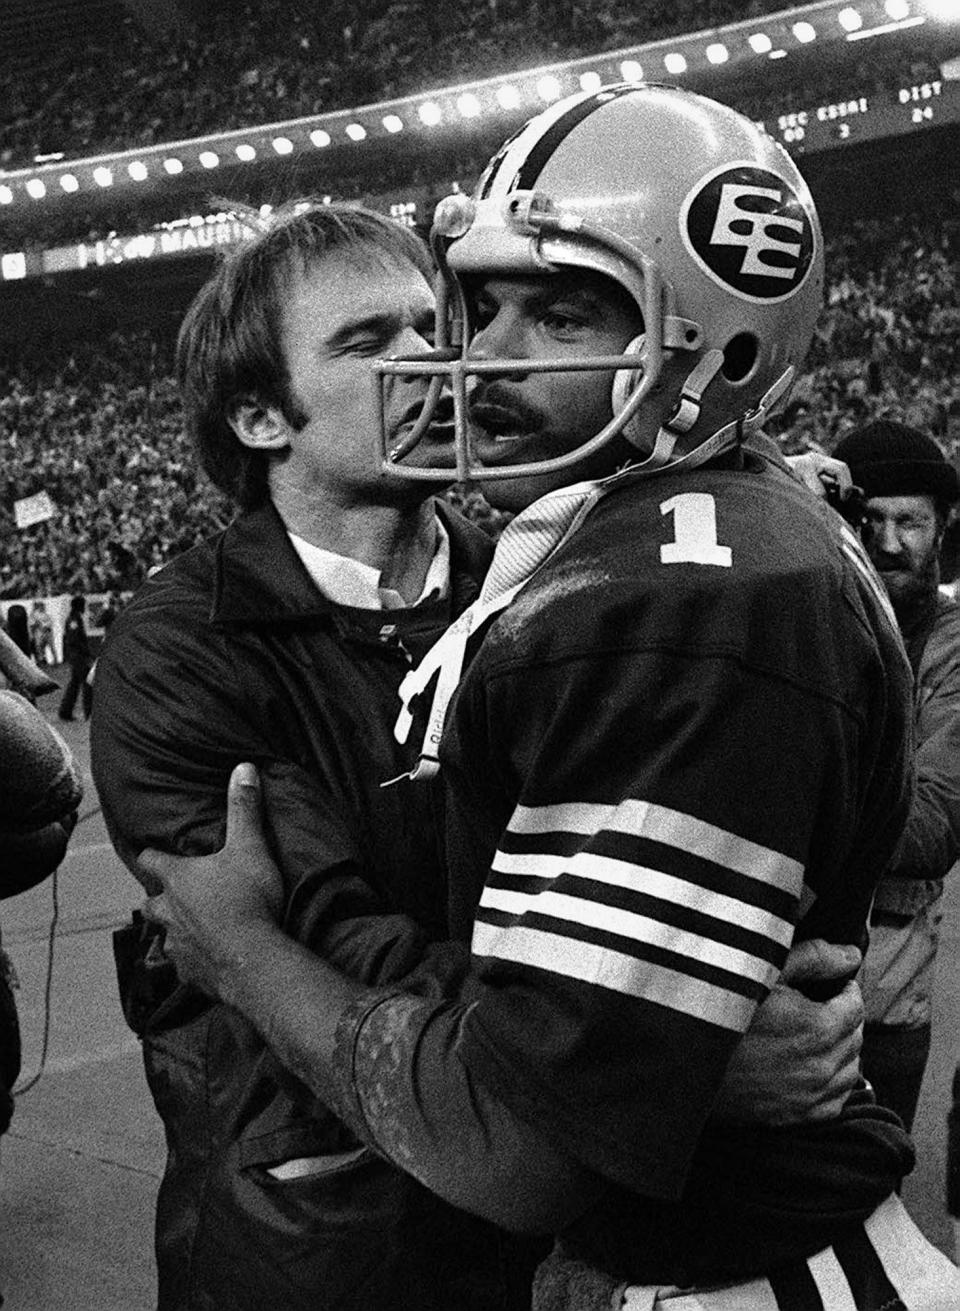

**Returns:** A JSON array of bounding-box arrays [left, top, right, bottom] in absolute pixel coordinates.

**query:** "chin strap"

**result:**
[[638, 358, 797, 476], [621, 348, 726, 472]]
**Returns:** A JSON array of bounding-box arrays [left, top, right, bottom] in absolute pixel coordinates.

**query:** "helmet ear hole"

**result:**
[[722, 333, 759, 383]]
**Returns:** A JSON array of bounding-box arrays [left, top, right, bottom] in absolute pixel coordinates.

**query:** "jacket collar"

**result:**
[[211, 498, 493, 627]]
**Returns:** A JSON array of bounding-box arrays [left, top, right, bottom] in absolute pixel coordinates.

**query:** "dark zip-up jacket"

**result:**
[[90, 499, 541, 1311]]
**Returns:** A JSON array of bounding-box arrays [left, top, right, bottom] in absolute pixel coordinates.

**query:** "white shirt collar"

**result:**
[[288, 518, 450, 611]]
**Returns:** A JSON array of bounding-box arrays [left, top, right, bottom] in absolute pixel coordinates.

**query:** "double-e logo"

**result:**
[[681, 163, 817, 303]]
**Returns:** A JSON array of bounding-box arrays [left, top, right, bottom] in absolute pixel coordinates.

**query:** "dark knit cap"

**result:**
[[833, 420, 960, 504]]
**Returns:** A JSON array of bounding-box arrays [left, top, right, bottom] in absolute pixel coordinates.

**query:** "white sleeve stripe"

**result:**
[[806, 1247, 858, 1311], [471, 922, 768, 1032], [478, 888, 782, 984], [486, 851, 796, 946], [507, 798, 803, 895]]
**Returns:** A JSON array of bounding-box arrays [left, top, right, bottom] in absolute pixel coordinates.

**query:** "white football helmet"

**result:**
[[375, 83, 824, 482]]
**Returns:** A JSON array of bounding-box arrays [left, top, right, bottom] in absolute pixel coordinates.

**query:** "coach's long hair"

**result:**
[[175, 199, 434, 509]]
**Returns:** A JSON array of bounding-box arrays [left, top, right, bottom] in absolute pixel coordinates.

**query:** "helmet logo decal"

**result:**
[[681, 164, 816, 303]]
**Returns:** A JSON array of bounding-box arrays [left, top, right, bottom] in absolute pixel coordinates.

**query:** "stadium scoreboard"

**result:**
[[763, 76, 958, 150]]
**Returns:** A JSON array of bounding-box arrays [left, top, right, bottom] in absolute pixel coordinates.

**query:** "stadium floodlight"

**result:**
[[456, 93, 481, 118], [235, 144, 257, 161], [620, 59, 644, 81], [163, 157, 184, 174], [748, 32, 773, 52], [128, 161, 148, 181], [663, 52, 688, 74], [92, 167, 112, 188], [496, 84, 521, 108], [706, 42, 729, 63], [579, 72, 603, 92], [0, 187, 13, 205], [272, 137, 294, 155], [345, 123, 367, 141], [198, 151, 220, 169], [418, 102, 443, 125], [383, 114, 404, 133], [921, 0, 958, 19], [793, 21, 817, 41], [59, 174, 80, 193], [310, 129, 331, 148], [838, 6, 864, 30], [537, 76, 563, 101], [26, 179, 47, 199]]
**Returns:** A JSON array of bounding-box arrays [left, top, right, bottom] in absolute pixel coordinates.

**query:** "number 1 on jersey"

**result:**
[[660, 493, 733, 567]]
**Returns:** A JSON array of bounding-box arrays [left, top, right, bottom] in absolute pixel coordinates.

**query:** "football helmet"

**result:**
[[375, 82, 824, 482]]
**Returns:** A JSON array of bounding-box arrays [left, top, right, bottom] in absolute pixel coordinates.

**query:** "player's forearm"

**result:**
[[208, 918, 602, 1231], [213, 915, 364, 1109], [334, 986, 606, 1231]]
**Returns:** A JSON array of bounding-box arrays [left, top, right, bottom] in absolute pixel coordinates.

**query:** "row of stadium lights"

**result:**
[[0, 0, 935, 206]]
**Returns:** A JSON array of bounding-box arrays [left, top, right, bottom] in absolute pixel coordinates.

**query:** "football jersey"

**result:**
[[441, 445, 913, 1210]]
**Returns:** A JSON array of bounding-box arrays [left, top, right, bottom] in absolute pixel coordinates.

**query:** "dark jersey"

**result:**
[[433, 447, 913, 1276]]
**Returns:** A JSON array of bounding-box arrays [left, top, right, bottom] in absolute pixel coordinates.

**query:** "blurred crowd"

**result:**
[[768, 207, 960, 455], [0, 1, 810, 169], [0, 199, 957, 601], [0, 0, 950, 250], [0, 0, 956, 598], [0, 332, 232, 598]]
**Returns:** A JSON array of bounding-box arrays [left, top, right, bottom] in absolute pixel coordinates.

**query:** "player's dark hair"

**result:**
[[175, 200, 434, 509]]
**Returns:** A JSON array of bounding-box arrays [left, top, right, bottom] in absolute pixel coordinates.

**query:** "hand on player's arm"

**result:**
[[141, 762, 867, 1136], [138, 762, 366, 1100], [137, 762, 605, 1231], [711, 937, 865, 1126]]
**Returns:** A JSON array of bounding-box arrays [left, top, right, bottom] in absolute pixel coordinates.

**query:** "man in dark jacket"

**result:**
[[94, 198, 875, 1311], [57, 595, 92, 722], [91, 201, 534, 1311]]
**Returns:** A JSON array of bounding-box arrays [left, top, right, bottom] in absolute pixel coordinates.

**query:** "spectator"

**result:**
[[831, 422, 960, 1131], [57, 595, 92, 722], [28, 603, 56, 668], [4, 605, 32, 658]]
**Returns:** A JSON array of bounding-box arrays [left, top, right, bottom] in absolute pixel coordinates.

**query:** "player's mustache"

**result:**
[[467, 382, 546, 434]]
